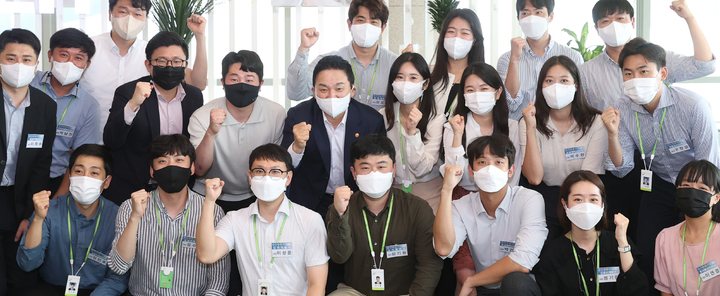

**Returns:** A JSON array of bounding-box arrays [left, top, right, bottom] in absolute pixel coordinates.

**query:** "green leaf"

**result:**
[[428, 0, 460, 32], [152, 0, 218, 43]]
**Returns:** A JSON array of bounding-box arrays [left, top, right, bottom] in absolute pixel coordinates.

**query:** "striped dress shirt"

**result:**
[[580, 50, 716, 111], [497, 36, 584, 120], [109, 189, 229, 296], [605, 84, 720, 183]]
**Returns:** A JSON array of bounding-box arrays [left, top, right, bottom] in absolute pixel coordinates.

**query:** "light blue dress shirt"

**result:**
[[1, 88, 30, 186]]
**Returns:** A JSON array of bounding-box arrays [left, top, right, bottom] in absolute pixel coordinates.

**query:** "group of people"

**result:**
[[0, 0, 717, 295]]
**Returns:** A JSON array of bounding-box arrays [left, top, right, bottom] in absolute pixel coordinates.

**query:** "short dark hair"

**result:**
[[558, 170, 609, 231], [592, 0, 634, 25], [248, 144, 294, 172], [312, 55, 354, 87], [145, 31, 188, 61], [0, 29, 41, 58], [50, 28, 96, 60], [516, 0, 555, 18], [221, 50, 264, 82], [619, 37, 666, 71], [109, 0, 151, 12], [466, 134, 516, 168], [148, 134, 196, 167], [348, 0, 390, 26], [677, 160, 720, 223], [69, 144, 113, 177], [350, 134, 396, 165]]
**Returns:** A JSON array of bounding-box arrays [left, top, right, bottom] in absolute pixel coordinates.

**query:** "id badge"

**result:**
[[64, 275, 80, 296], [272, 242, 293, 258], [564, 147, 587, 161], [26, 134, 44, 148], [56, 124, 75, 138], [640, 170, 653, 192], [597, 267, 620, 283], [182, 236, 196, 249], [499, 241, 516, 252], [88, 249, 108, 265], [159, 266, 174, 289], [386, 244, 409, 258], [698, 260, 720, 282], [666, 140, 690, 154], [371, 94, 385, 106], [371, 269, 385, 291], [401, 180, 412, 193], [258, 279, 272, 296]]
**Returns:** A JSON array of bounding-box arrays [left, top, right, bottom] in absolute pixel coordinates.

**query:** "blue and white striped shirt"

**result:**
[[580, 50, 716, 111], [604, 84, 720, 183], [497, 36, 584, 120], [109, 189, 229, 296]]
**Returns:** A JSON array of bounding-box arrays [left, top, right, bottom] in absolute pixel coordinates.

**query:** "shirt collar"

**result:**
[[357, 189, 393, 218], [523, 35, 557, 55], [628, 83, 673, 114], [67, 194, 102, 221], [322, 107, 349, 127], [2, 87, 31, 109], [473, 186, 512, 217], [347, 42, 381, 66], [250, 195, 292, 223], [153, 189, 191, 219], [39, 71, 79, 99], [155, 83, 186, 104], [108, 32, 142, 54], [600, 50, 618, 66]]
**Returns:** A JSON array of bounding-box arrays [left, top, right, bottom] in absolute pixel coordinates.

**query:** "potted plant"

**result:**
[[428, 0, 460, 32], [562, 22, 604, 62], [152, 0, 216, 43]]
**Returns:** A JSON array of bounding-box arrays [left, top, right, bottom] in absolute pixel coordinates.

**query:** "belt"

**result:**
[[0, 185, 14, 191]]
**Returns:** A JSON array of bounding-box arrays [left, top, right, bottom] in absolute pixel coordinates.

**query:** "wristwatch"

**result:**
[[618, 245, 631, 253]]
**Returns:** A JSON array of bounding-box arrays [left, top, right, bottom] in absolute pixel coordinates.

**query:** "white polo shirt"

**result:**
[[215, 197, 329, 296]]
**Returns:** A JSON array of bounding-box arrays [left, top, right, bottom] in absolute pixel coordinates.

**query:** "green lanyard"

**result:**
[[362, 194, 394, 269], [683, 221, 714, 296], [43, 84, 76, 125], [154, 193, 190, 263], [397, 110, 411, 193], [570, 232, 600, 296], [254, 200, 291, 267], [446, 92, 459, 118], [350, 59, 379, 103], [635, 107, 667, 170], [67, 197, 103, 276]]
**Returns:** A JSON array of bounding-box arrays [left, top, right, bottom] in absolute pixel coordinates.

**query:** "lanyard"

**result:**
[[350, 59, 379, 102], [635, 107, 667, 170], [446, 92, 459, 118], [43, 84, 76, 125], [683, 221, 714, 296], [154, 192, 190, 264], [397, 110, 412, 193], [362, 194, 394, 269], [67, 197, 103, 276], [570, 232, 600, 296], [254, 200, 291, 268]]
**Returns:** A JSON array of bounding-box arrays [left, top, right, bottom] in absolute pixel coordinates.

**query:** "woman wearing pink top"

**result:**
[[655, 160, 720, 296]]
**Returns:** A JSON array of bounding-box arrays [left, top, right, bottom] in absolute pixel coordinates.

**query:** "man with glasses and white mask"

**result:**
[[196, 143, 329, 296], [30, 28, 101, 198], [286, 0, 399, 110]]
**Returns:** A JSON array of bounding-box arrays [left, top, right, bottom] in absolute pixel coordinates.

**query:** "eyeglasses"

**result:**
[[250, 168, 289, 181], [149, 58, 188, 68]]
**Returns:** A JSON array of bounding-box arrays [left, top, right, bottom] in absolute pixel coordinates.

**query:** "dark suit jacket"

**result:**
[[103, 76, 203, 205], [281, 99, 386, 212], [0, 84, 56, 226]]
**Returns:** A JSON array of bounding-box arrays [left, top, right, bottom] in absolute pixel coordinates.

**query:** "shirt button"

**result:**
[[590, 278, 594, 282], [374, 219, 377, 223], [374, 242, 377, 246]]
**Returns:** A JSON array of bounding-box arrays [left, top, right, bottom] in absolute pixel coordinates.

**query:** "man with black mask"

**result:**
[[187, 50, 285, 295], [103, 31, 203, 205]]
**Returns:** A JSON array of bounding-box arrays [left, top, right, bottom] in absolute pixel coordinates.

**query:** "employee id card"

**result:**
[[159, 266, 174, 289], [499, 241, 516, 253], [182, 236, 196, 249], [564, 147, 587, 161], [64, 275, 80, 296], [371, 269, 385, 291], [88, 249, 107, 265], [26, 134, 44, 148], [257, 279, 272, 296], [640, 170, 653, 192], [56, 124, 75, 138], [272, 242, 293, 258], [698, 260, 720, 282], [386, 244, 408, 258], [666, 139, 690, 154], [597, 267, 620, 283]]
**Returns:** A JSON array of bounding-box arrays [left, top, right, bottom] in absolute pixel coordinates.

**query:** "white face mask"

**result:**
[[392, 80, 425, 105], [51, 60, 85, 86], [356, 170, 394, 199], [519, 15, 548, 40], [316, 89, 352, 118], [111, 14, 146, 41], [464, 92, 496, 115], [350, 23, 382, 48], [598, 21, 634, 48], [564, 202, 604, 230], [69, 176, 106, 205], [0, 63, 36, 88], [473, 165, 509, 193], [623, 77, 659, 105], [444, 37, 474, 60], [542, 83, 575, 109], [250, 176, 287, 202]]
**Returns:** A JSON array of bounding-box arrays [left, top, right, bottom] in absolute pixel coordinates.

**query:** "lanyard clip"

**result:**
[[371, 251, 375, 259]]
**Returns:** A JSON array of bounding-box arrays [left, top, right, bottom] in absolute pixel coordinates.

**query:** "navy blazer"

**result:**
[[0, 84, 56, 226], [282, 98, 386, 213], [102, 76, 203, 205]]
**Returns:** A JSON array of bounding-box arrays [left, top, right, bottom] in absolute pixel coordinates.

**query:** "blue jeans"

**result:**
[[475, 272, 541, 296]]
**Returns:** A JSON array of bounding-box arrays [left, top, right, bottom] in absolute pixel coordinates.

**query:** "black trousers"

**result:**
[[216, 197, 257, 296], [21, 277, 93, 296], [0, 187, 37, 296], [518, 177, 563, 244]]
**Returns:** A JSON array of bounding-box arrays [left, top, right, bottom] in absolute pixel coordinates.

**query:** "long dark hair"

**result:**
[[429, 9, 485, 93], [535, 55, 601, 139], [451, 62, 509, 149], [676, 160, 720, 223], [384, 52, 436, 143]]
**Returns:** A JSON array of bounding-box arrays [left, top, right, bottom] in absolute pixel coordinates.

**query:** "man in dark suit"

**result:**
[[0, 29, 56, 295], [103, 31, 203, 205], [282, 55, 385, 219]]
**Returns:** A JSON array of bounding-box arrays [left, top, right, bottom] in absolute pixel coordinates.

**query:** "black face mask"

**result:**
[[152, 66, 186, 90], [224, 82, 260, 108], [676, 187, 714, 218], [153, 165, 192, 194]]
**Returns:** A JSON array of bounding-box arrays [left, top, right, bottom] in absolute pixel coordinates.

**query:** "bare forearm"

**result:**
[[196, 200, 220, 264], [24, 217, 44, 249], [607, 134, 623, 167], [189, 34, 208, 90], [466, 256, 529, 288], [686, 17, 713, 62], [434, 187, 456, 256], [617, 239, 633, 272], [116, 216, 141, 262], [505, 61, 520, 98], [522, 131, 544, 185], [194, 131, 216, 176]]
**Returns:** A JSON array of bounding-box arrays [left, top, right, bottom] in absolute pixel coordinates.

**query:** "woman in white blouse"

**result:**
[[520, 55, 608, 241], [380, 52, 445, 212]]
